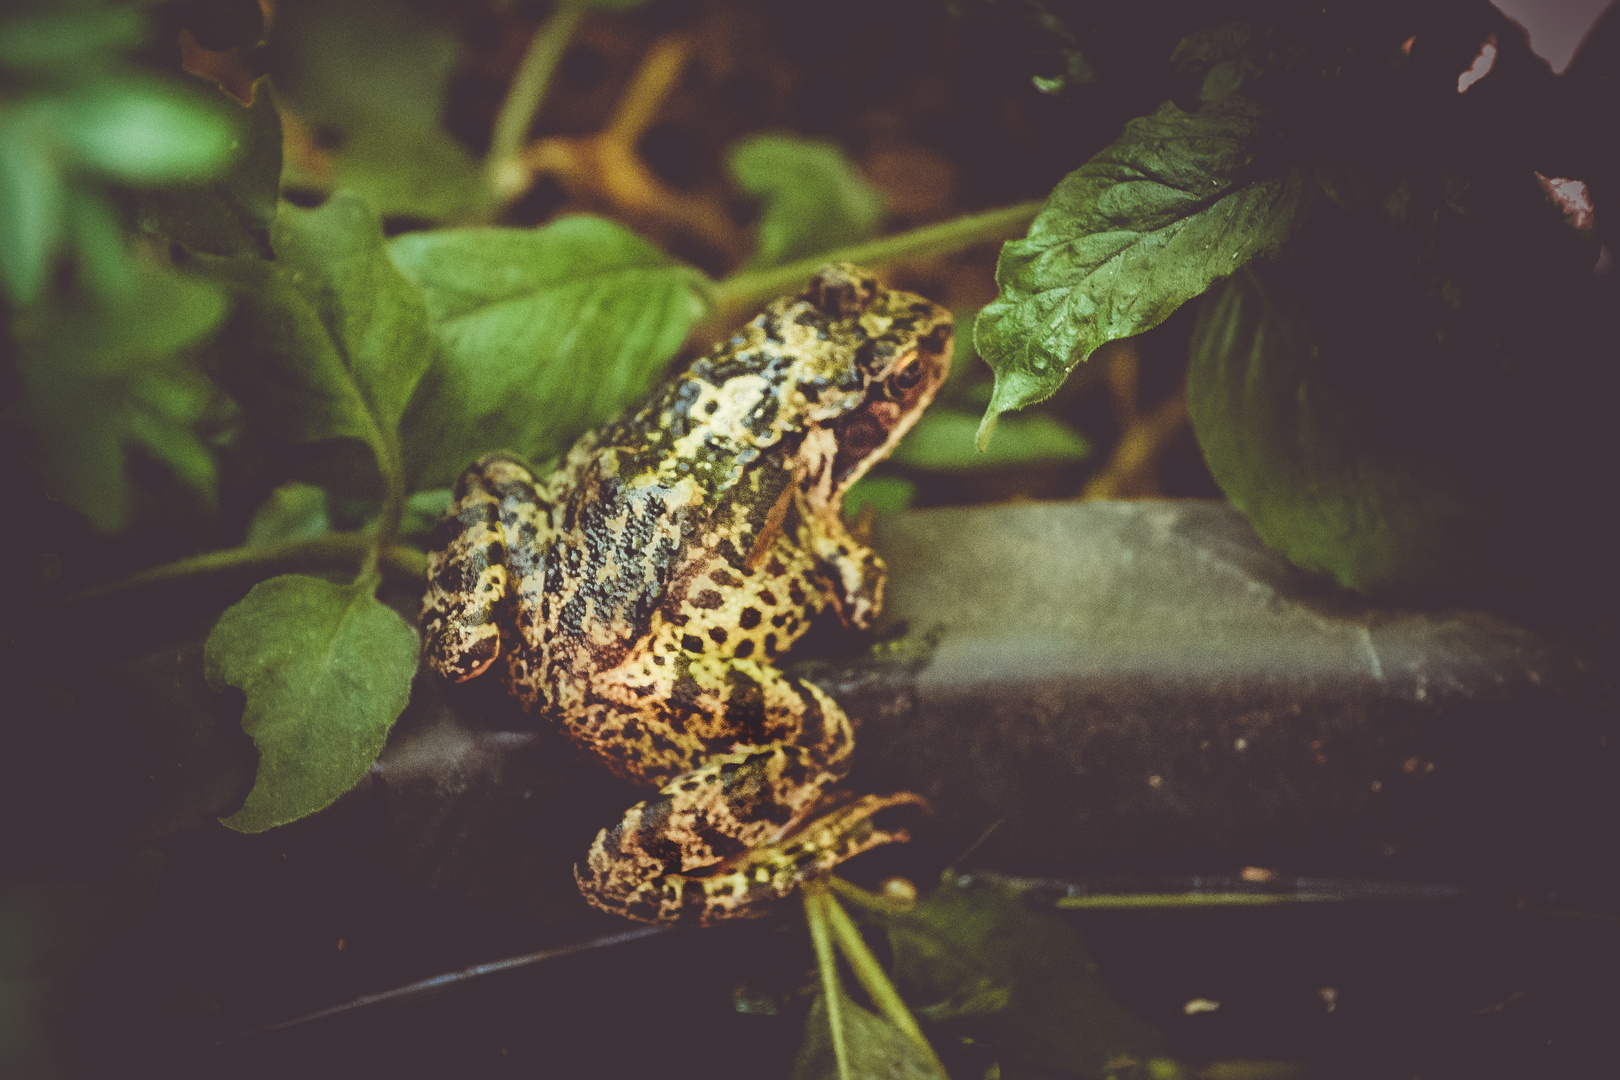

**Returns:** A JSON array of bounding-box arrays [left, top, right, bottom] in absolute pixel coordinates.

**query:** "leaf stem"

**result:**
[[804, 885, 853, 1080], [58, 532, 428, 606], [486, 3, 585, 205], [822, 889, 946, 1074], [711, 200, 1044, 317]]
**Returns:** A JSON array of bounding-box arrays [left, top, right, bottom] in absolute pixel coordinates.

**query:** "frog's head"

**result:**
[[798, 264, 953, 496]]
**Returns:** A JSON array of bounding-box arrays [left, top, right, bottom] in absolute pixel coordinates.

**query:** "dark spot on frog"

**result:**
[[788, 583, 806, 606], [682, 634, 704, 652], [763, 633, 777, 656], [771, 613, 788, 628], [757, 589, 777, 606], [734, 640, 755, 659], [738, 607, 761, 629], [692, 589, 723, 610], [708, 627, 728, 644], [704, 400, 718, 414], [652, 654, 665, 666], [710, 568, 740, 588], [765, 556, 787, 577]]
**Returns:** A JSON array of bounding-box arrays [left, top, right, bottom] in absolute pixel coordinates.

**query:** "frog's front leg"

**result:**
[[422, 454, 549, 682], [802, 500, 886, 629]]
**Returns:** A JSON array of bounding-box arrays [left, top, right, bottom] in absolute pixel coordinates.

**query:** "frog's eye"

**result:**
[[887, 355, 923, 394]]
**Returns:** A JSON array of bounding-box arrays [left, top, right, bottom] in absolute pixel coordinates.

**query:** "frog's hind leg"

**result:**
[[576, 742, 924, 925], [422, 454, 547, 682]]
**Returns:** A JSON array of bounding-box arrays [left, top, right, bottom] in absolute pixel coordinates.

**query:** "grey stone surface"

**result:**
[[833, 500, 1613, 886]]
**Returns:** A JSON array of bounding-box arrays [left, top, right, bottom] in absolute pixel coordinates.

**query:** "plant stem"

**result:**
[[804, 886, 853, 1080], [59, 532, 428, 606], [486, 3, 585, 205], [711, 199, 1044, 317], [1055, 892, 1340, 908], [822, 890, 946, 1075]]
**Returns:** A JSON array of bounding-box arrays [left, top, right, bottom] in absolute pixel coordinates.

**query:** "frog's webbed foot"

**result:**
[[576, 744, 924, 925], [422, 454, 546, 682]]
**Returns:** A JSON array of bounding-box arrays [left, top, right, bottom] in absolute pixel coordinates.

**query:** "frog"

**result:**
[[421, 263, 952, 925]]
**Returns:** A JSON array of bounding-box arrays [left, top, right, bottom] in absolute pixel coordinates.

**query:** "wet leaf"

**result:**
[[390, 215, 710, 487], [730, 134, 884, 268], [975, 98, 1310, 444], [791, 987, 947, 1080], [205, 574, 419, 832]]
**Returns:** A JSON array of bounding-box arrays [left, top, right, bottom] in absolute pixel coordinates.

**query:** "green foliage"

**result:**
[[136, 76, 282, 258], [888, 876, 1174, 1078], [245, 482, 331, 547], [791, 986, 947, 1080], [892, 408, 1089, 471], [974, 97, 1310, 445], [1187, 271, 1474, 593], [390, 216, 711, 487], [204, 574, 420, 833], [729, 134, 885, 269], [267, 0, 480, 219]]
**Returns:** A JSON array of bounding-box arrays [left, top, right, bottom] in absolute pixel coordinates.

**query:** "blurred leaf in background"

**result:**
[[729, 134, 884, 269], [266, 0, 481, 220], [1, 0, 247, 532]]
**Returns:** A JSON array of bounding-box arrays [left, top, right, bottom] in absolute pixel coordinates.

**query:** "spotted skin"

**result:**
[[422, 264, 952, 925]]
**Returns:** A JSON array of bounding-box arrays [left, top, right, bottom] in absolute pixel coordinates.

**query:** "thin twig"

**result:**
[[486, 3, 586, 206]]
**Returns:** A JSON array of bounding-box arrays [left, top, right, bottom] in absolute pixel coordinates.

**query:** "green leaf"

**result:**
[[889, 876, 1171, 1077], [328, 126, 483, 222], [12, 265, 227, 530], [245, 482, 331, 547], [844, 475, 915, 516], [268, 0, 481, 219], [891, 408, 1089, 471], [389, 216, 711, 487], [1186, 271, 1477, 593], [729, 134, 884, 269], [0, 3, 144, 72], [197, 254, 378, 447], [205, 574, 420, 833], [974, 98, 1311, 445], [46, 74, 239, 183], [124, 366, 219, 500], [0, 114, 65, 305], [273, 194, 434, 435], [137, 76, 283, 258], [791, 987, 947, 1080]]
